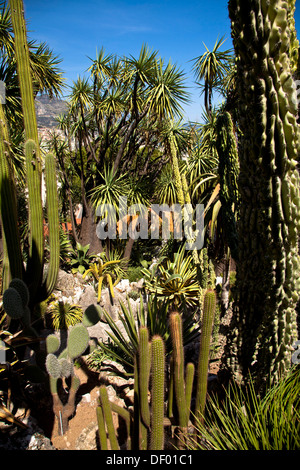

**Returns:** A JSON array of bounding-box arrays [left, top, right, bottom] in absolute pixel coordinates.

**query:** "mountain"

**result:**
[[35, 94, 68, 129]]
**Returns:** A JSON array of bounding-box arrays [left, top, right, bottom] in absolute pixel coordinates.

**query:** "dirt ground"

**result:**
[[50, 367, 101, 450]]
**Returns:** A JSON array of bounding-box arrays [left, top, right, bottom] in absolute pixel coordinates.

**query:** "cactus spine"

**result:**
[[226, 0, 300, 389]]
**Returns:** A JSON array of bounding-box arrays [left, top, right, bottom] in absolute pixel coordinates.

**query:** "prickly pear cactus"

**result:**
[[45, 304, 100, 434], [226, 0, 300, 389]]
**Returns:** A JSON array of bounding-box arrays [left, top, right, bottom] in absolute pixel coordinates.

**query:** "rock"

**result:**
[[0, 415, 56, 450], [130, 278, 144, 291], [81, 393, 91, 403], [75, 421, 98, 450], [99, 289, 122, 322], [114, 279, 130, 293], [79, 285, 98, 311], [55, 269, 80, 296]]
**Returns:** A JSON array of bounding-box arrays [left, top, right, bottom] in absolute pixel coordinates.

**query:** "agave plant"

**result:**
[[142, 244, 199, 309], [69, 242, 94, 274]]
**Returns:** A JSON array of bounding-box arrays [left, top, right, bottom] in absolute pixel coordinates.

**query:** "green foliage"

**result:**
[[189, 367, 300, 450], [69, 242, 94, 275], [142, 245, 199, 309], [192, 35, 233, 116], [126, 266, 144, 283], [90, 294, 199, 376]]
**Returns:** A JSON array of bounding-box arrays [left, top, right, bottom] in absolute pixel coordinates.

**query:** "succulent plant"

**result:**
[[225, 0, 300, 389]]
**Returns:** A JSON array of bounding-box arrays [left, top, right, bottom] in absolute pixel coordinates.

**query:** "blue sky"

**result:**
[[23, 0, 300, 123]]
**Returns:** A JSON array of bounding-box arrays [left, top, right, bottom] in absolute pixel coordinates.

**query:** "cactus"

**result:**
[[99, 386, 120, 450], [169, 312, 188, 429], [46, 334, 60, 354], [287, 0, 299, 73], [45, 353, 61, 379], [0, 1, 60, 307], [195, 289, 216, 423], [82, 304, 102, 327], [45, 307, 96, 435], [215, 110, 239, 261], [3, 287, 25, 320], [96, 307, 216, 449], [138, 326, 151, 429], [149, 335, 165, 450], [226, 0, 300, 389], [0, 104, 23, 290], [9, 278, 30, 308], [67, 323, 89, 359], [96, 405, 108, 450]]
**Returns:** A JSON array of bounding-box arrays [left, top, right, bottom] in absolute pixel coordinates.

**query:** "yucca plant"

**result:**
[[187, 367, 300, 450]]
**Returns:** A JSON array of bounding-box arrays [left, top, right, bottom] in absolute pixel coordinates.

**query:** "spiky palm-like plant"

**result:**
[[192, 36, 233, 116]]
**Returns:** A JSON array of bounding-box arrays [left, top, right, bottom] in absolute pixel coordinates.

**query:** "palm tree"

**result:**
[[192, 36, 233, 117]]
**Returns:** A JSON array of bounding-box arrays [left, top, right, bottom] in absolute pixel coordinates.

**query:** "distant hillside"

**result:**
[[35, 94, 68, 129]]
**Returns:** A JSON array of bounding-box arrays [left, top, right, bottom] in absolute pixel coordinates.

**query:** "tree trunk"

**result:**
[[123, 236, 135, 265], [78, 203, 102, 255]]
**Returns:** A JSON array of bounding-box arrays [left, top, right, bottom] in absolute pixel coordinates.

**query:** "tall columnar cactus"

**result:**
[[169, 312, 188, 429], [149, 335, 165, 451], [0, 0, 60, 305], [287, 0, 299, 73], [215, 110, 239, 261], [138, 326, 151, 430], [225, 0, 300, 389], [169, 312, 195, 447], [195, 289, 216, 423], [96, 301, 218, 449]]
